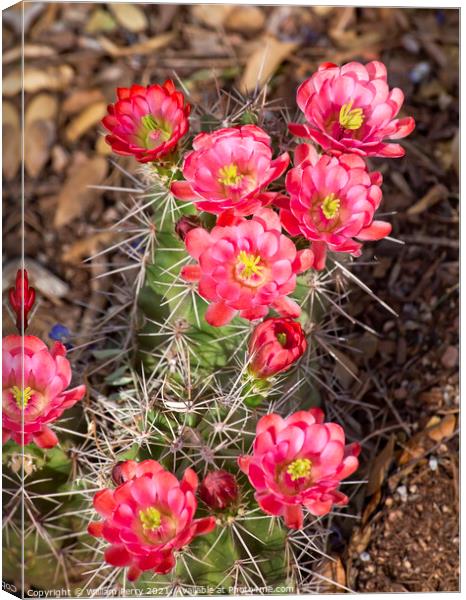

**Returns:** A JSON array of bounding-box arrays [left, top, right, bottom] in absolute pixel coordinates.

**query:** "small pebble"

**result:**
[[409, 61, 431, 84], [360, 552, 371, 562], [396, 485, 408, 502], [429, 456, 438, 470], [441, 345, 458, 369]]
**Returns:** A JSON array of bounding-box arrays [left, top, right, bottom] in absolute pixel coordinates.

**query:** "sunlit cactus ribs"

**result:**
[[2, 60, 414, 596]]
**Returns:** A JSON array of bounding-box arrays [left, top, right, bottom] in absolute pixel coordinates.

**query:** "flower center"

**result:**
[[140, 114, 172, 145], [237, 251, 263, 280], [11, 386, 33, 409], [321, 193, 341, 219], [339, 100, 364, 130], [218, 164, 243, 187], [276, 332, 288, 347], [139, 506, 162, 531], [287, 458, 312, 481]]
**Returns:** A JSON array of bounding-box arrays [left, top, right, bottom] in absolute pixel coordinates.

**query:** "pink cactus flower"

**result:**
[[2, 335, 86, 448], [87, 460, 216, 582], [171, 125, 289, 216], [180, 208, 314, 327], [289, 61, 415, 158], [238, 409, 360, 529], [102, 80, 191, 163], [279, 143, 390, 269]]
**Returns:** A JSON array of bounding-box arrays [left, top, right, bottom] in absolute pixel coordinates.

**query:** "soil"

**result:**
[[353, 446, 459, 592], [2, 3, 459, 593]]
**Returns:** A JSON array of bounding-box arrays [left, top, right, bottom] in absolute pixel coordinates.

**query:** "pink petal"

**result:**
[[171, 181, 198, 201], [192, 516, 216, 536], [33, 427, 58, 449], [257, 493, 285, 517], [180, 468, 198, 493], [185, 228, 211, 259], [283, 504, 304, 529], [205, 302, 236, 327], [104, 544, 132, 567], [357, 220, 391, 241], [272, 296, 301, 318], [94, 489, 116, 517]]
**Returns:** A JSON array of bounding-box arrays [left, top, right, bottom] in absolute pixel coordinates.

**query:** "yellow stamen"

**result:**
[[11, 386, 33, 409], [321, 193, 341, 220], [339, 100, 364, 130], [237, 251, 263, 279], [287, 458, 312, 481], [139, 506, 162, 531], [218, 164, 243, 187]]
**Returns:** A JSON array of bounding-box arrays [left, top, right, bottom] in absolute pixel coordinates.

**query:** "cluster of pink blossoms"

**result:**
[[83, 60, 414, 580]]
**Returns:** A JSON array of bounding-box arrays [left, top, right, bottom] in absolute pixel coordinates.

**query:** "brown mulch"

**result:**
[[352, 444, 459, 592]]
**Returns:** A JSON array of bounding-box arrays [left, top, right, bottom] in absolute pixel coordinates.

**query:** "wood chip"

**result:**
[[65, 101, 107, 143], [317, 555, 347, 592], [25, 120, 55, 178], [63, 89, 105, 115], [2, 44, 55, 65], [85, 8, 117, 34], [240, 35, 298, 93], [25, 93, 58, 126], [2, 100, 21, 181], [63, 231, 117, 263], [3, 64, 74, 96], [367, 435, 395, 496], [192, 5, 234, 28], [54, 156, 108, 227], [407, 183, 449, 215], [226, 6, 265, 32], [108, 3, 148, 33], [97, 31, 175, 57]]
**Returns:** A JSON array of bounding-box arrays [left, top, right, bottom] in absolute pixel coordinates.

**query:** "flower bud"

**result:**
[[248, 318, 307, 379], [111, 460, 137, 486], [175, 215, 201, 241], [199, 469, 238, 510]]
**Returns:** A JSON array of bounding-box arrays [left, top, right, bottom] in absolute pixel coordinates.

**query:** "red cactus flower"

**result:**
[[248, 317, 307, 379], [289, 61, 415, 158], [8, 269, 36, 333], [102, 80, 191, 163], [279, 143, 389, 269], [88, 460, 216, 582], [171, 125, 289, 216], [181, 208, 314, 327], [199, 470, 239, 510], [2, 335, 86, 448], [238, 409, 360, 529]]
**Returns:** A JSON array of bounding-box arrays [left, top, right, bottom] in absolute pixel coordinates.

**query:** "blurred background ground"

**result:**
[[2, 2, 459, 593]]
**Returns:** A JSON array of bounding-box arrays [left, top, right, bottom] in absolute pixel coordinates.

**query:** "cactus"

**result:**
[[3, 63, 415, 596]]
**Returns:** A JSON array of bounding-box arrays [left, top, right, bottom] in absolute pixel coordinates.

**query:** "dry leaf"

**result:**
[[109, 3, 148, 33], [63, 89, 105, 115], [3, 65, 74, 96], [63, 232, 117, 263], [192, 5, 234, 28], [85, 8, 117, 34], [366, 435, 395, 496], [226, 6, 265, 33], [54, 156, 108, 227], [317, 555, 347, 593], [25, 93, 58, 126], [426, 414, 456, 442], [24, 94, 58, 178], [240, 35, 297, 93], [349, 523, 372, 555], [97, 31, 175, 57], [2, 44, 54, 65], [65, 101, 107, 143], [96, 135, 112, 156], [25, 120, 55, 178], [2, 100, 21, 181], [407, 183, 448, 215]]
